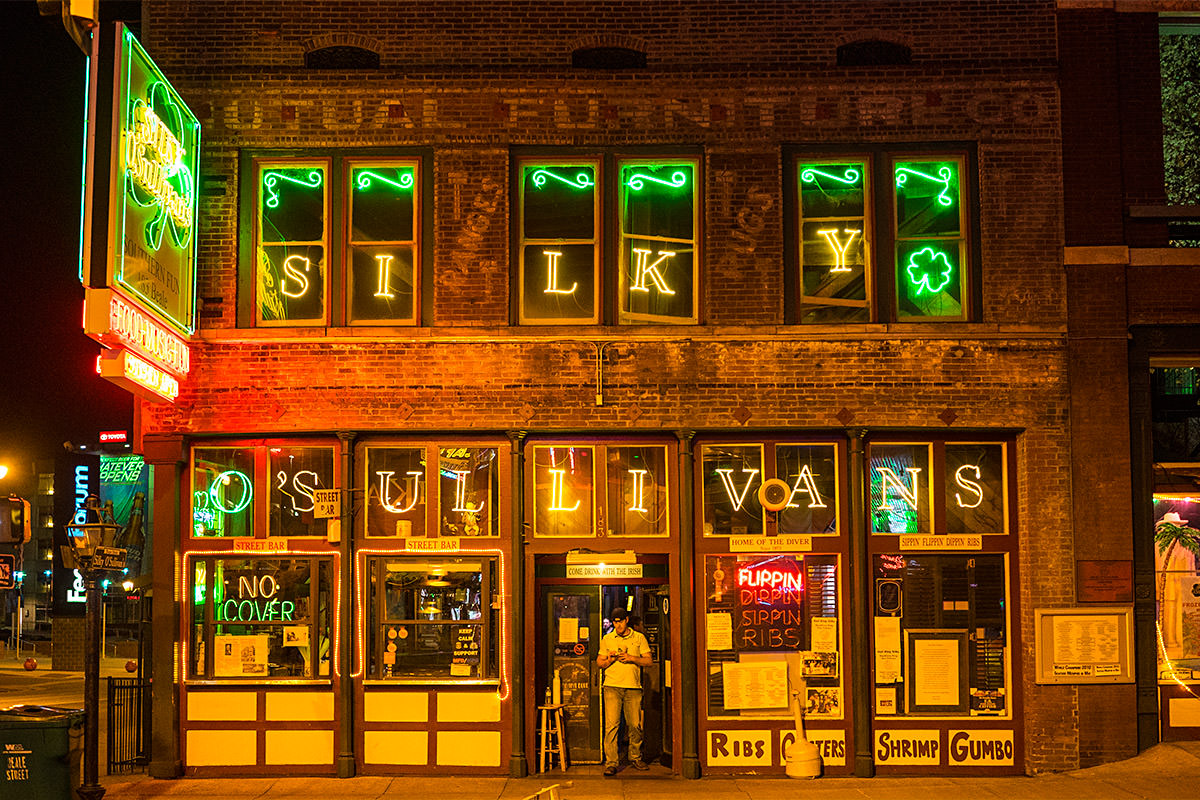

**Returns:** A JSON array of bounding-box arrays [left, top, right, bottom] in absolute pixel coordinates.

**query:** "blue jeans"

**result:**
[[602, 685, 643, 767]]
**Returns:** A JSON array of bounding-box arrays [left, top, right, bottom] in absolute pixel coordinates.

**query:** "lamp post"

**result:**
[[64, 495, 125, 800]]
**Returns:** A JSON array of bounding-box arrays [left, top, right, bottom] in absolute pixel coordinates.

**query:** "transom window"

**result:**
[[516, 155, 700, 325], [245, 153, 425, 327], [363, 444, 501, 538], [792, 148, 974, 323]]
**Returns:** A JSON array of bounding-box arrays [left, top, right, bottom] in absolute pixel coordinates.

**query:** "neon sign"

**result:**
[[627, 469, 650, 513], [817, 228, 860, 274], [276, 470, 319, 513], [531, 168, 594, 190], [210, 470, 253, 514], [630, 248, 676, 295], [895, 165, 954, 207], [954, 464, 984, 508], [904, 246, 954, 295], [542, 250, 578, 294], [377, 470, 422, 513], [263, 169, 323, 209], [84, 288, 190, 376], [547, 469, 581, 512], [110, 25, 200, 335], [716, 468, 760, 511], [800, 166, 861, 186], [216, 574, 295, 623], [875, 467, 921, 511], [625, 170, 688, 191], [737, 565, 803, 592], [97, 349, 180, 402], [280, 254, 313, 297], [787, 465, 828, 509], [450, 471, 485, 513], [374, 254, 396, 298], [354, 169, 414, 192]]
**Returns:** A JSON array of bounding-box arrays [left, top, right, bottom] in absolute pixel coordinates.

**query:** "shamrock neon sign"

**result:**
[[904, 246, 954, 295], [124, 80, 196, 251]]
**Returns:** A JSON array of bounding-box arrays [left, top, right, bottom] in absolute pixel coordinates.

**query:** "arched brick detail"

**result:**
[[301, 32, 383, 56], [835, 28, 914, 49], [568, 33, 649, 56]]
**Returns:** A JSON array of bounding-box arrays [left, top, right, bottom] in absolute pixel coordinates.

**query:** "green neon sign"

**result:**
[[904, 246, 955, 295], [263, 169, 324, 208], [895, 164, 954, 207], [529, 168, 594, 190], [800, 166, 861, 187], [354, 168, 414, 193], [625, 169, 689, 191], [113, 25, 201, 335]]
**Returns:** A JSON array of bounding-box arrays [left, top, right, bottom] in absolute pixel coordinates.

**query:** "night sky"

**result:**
[[0, 3, 140, 488]]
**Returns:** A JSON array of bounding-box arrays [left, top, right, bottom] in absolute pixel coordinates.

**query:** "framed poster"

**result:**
[[904, 629, 969, 713], [1034, 606, 1134, 684]]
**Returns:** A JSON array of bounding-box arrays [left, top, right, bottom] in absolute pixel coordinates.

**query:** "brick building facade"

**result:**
[[115, 0, 1175, 781]]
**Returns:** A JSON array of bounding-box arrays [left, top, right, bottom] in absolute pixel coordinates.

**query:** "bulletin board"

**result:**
[[1034, 606, 1134, 684]]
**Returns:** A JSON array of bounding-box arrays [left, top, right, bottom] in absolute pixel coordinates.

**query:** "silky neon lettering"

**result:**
[[209, 470, 253, 514], [547, 468, 581, 512], [281, 255, 312, 298], [377, 470, 422, 513], [530, 168, 594, 190], [276, 469, 318, 513], [124, 97, 193, 243], [630, 248, 676, 295], [542, 250, 578, 294], [816, 228, 860, 273], [895, 165, 954, 207], [800, 166, 861, 186], [355, 169, 414, 192], [627, 469, 650, 513], [875, 467, 921, 511], [715, 468, 760, 511], [905, 246, 955, 295], [953, 464, 984, 509], [625, 170, 688, 190], [787, 465, 828, 509], [451, 471, 485, 513], [263, 169, 323, 209], [374, 254, 396, 298]]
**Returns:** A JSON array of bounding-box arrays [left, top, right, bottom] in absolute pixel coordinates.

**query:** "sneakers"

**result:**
[[631, 759, 649, 770], [604, 765, 618, 776]]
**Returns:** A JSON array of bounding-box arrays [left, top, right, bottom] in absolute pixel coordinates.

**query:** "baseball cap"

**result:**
[[610, 608, 629, 621]]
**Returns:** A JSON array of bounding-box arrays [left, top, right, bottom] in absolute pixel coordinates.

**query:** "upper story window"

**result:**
[[363, 443, 501, 539], [244, 153, 426, 327], [516, 155, 700, 325], [791, 147, 974, 323]]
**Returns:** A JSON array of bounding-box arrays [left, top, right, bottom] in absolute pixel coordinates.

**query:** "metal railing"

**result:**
[[106, 676, 151, 774]]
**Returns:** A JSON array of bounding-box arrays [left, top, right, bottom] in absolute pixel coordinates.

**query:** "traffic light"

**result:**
[[0, 496, 31, 545]]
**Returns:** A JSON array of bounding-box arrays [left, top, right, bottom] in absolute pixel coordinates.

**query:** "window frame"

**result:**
[[510, 148, 704, 326], [239, 149, 433, 328], [785, 143, 980, 324]]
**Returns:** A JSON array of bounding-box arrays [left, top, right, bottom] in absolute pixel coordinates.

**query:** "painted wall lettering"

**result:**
[[948, 730, 1014, 766], [874, 730, 940, 765], [708, 730, 772, 766]]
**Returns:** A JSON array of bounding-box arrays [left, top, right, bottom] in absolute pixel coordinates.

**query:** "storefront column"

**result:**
[[848, 429, 874, 778], [508, 431, 528, 777], [337, 431, 356, 777], [143, 434, 184, 779], [676, 430, 701, 779]]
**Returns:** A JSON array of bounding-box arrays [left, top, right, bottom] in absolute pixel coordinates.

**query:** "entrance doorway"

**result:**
[[538, 583, 670, 766]]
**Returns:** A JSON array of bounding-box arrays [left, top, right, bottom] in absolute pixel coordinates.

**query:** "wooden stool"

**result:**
[[537, 703, 568, 772]]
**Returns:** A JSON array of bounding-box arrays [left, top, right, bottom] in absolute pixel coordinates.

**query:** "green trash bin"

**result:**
[[0, 705, 84, 800]]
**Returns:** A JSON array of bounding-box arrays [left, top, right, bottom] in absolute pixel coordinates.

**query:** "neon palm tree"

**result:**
[[1155, 512, 1200, 656]]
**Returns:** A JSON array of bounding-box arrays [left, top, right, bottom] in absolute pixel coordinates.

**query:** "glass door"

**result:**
[[542, 586, 603, 763]]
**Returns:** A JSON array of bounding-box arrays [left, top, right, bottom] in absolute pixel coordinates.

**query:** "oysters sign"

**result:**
[[83, 24, 198, 402]]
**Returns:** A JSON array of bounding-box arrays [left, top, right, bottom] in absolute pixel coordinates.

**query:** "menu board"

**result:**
[[1034, 607, 1134, 684], [451, 625, 480, 677]]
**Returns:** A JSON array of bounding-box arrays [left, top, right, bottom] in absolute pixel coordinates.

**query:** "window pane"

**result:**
[[873, 553, 1009, 716], [895, 160, 961, 239], [869, 444, 931, 534], [192, 448, 255, 537], [260, 166, 326, 243], [532, 446, 593, 537], [269, 447, 334, 537], [944, 443, 1006, 535], [349, 245, 415, 322], [521, 244, 597, 321], [257, 245, 326, 323], [700, 444, 763, 536], [619, 161, 697, 323], [350, 165, 416, 242], [606, 446, 669, 537], [775, 444, 838, 535], [799, 162, 865, 219], [896, 239, 963, 319], [800, 219, 868, 317], [438, 446, 499, 537], [522, 165, 596, 240], [366, 447, 427, 537]]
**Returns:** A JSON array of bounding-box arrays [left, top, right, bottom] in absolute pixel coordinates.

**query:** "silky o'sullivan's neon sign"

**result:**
[[125, 90, 194, 247]]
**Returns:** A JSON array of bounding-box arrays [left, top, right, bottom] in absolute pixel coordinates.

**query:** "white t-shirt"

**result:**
[[599, 628, 650, 689]]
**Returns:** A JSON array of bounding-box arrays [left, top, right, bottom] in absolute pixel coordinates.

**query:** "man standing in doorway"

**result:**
[[596, 607, 652, 775]]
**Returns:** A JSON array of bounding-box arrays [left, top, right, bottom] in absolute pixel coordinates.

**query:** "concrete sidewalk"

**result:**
[[100, 741, 1200, 800]]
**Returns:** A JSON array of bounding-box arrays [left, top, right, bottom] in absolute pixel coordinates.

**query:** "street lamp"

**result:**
[[64, 495, 125, 800]]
